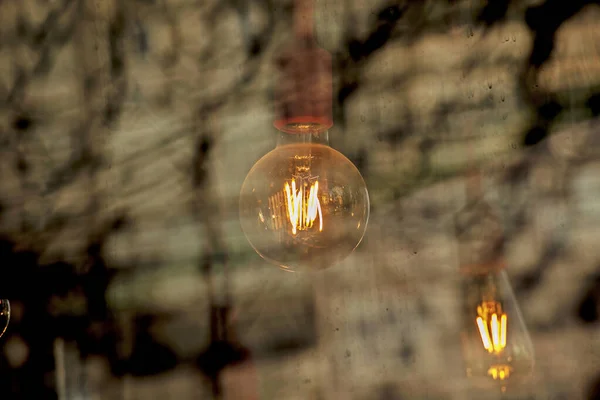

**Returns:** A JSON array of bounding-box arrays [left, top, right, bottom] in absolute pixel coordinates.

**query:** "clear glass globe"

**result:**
[[240, 139, 369, 271], [0, 299, 10, 338]]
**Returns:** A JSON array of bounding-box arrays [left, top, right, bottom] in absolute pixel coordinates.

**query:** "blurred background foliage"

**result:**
[[1, 0, 600, 399]]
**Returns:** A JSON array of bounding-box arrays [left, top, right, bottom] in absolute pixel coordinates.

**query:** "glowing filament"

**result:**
[[476, 302, 508, 355], [487, 364, 512, 381], [284, 179, 323, 235]]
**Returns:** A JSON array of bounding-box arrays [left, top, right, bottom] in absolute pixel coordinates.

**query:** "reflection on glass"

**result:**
[[0, 299, 10, 338]]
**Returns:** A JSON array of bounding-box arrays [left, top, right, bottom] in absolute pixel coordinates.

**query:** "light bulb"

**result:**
[[239, 130, 369, 271], [460, 268, 534, 388], [455, 196, 534, 389], [239, 28, 369, 271], [0, 299, 10, 338]]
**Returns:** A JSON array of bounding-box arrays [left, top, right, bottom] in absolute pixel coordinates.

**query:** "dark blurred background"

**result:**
[[1, 0, 600, 399]]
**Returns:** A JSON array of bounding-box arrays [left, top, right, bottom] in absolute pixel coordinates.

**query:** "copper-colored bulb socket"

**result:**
[[273, 40, 333, 134]]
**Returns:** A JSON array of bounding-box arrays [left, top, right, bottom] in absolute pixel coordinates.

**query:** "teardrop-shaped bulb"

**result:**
[[454, 194, 534, 391], [460, 268, 534, 388], [0, 299, 10, 338]]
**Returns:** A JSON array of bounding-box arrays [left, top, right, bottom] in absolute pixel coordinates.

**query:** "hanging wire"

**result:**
[[295, 0, 314, 39]]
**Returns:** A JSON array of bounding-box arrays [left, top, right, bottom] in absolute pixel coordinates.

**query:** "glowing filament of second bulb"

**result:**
[[476, 301, 507, 354], [475, 301, 510, 380], [284, 179, 323, 235]]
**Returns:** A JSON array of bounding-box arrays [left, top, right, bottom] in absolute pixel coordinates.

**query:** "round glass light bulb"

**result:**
[[240, 135, 369, 271], [0, 299, 10, 338]]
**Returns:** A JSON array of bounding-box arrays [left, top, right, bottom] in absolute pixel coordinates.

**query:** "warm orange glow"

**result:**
[[476, 301, 507, 355], [487, 364, 512, 380], [476, 316, 493, 352], [284, 179, 323, 235]]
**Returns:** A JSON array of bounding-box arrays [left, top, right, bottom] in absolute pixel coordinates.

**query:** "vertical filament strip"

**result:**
[[500, 314, 507, 348], [476, 301, 508, 355], [491, 314, 500, 352], [284, 179, 323, 235], [476, 316, 493, 352]]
